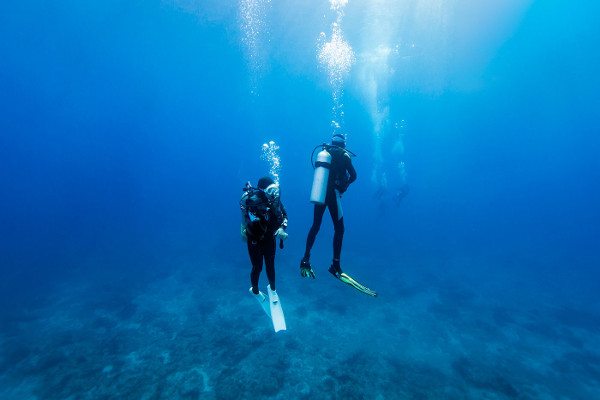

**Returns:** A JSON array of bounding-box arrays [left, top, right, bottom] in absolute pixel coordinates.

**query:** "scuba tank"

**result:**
[[309, 142, 357, 204], [310, 147, 332, 204]]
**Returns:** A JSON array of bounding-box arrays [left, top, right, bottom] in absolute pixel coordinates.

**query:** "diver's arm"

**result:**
[[274, 201, 288, 241], [347, 158, 357, 185], [279, 201, 288, 230]]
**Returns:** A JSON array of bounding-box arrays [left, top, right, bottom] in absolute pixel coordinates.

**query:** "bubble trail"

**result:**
[[261, 141, 281, 183], [317, 0, 355, 136]]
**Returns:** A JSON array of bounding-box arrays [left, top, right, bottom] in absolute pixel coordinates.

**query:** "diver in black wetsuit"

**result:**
[[240, 176, 288, 300], [300, 134, 357, 278]]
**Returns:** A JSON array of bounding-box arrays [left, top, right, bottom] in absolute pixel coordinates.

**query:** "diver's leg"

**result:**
[[247, 240, 263, 294], [327, 191, 345, 274], [332, 217, 344, 266], [263, 237, 277, 291], [304, 204, 326, 260]]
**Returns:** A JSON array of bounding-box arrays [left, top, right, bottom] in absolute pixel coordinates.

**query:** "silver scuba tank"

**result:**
[[310, 149, 331, 204]]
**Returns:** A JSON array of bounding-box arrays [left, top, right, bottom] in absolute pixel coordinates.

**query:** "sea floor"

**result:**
[[1, 248, 599, 400]]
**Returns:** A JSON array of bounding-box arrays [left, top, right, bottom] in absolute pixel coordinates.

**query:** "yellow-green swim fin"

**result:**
[[329, 268, 377, 297]]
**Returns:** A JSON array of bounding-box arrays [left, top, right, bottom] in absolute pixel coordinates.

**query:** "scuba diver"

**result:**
[[240, 176, 288, 328], [299, 134, 376, 297], [393, 183, 410, 206], [300, 134, 355, 277]]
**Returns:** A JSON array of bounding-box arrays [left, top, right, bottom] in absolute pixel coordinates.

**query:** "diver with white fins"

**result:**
[[240, 176, 288, 331], [300, 134, 377, 297]]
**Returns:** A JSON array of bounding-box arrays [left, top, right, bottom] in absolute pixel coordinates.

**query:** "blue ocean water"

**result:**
[[1, 0, 599, 398]]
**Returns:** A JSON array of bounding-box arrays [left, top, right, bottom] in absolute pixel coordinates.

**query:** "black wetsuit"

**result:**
[[243, 190, 287, 294], [304, 147, 357, 268]]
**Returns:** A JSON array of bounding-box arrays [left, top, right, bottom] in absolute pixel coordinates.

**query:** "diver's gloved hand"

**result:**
[[241, 224, 247, 242], [300, 259, 315, 279], [275, 227, 288, 240]]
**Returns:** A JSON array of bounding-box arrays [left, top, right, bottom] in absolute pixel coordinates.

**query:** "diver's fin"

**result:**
[[267, 285, 286, 332], [250, 288, 271, 318], [332, 271, 378, 297]]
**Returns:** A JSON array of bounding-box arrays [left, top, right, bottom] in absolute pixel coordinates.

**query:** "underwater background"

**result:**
[[1, 0, 599, 398]]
